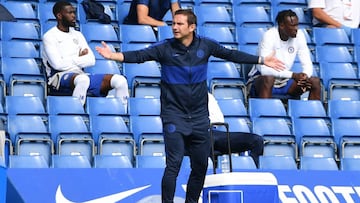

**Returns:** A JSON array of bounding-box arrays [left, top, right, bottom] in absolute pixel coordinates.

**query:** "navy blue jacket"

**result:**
[[123, 35, 259, 125]]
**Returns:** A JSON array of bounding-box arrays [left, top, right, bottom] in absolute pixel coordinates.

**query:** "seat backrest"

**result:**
[[217, 98, 247, 117], [236, 27, 267, 45], [84, 59, 121, 74], [94, 155, 133, 168], [300, 156, 338, 170], [6, 96, 45, 115], [86, 97, 127, 116], [1, 22, 40, 41], [340, 158, 360, 171], [48, 115, 89, 141], [218, 155, 257, 169], [319, 62, 357, 88], [117, 3, 130, 24], [122, 61, 161, 88], [46, 96, 86, 115], [119, 25, 157, 44], [287, 99, 327, 119], [128, 98, 161, 116], [313, 27, 350, 46], [1, 41, 40, 58], [7, 115, 48, 143], [193, 6, 234, 27], [90, 115, 130, 143], [2, 2, 38, 23], [9, 155, 49, 168], [157, 25, 173, 41], [207, 61, 241, 82], [315, 46, 353, 63], [1, 57, 42, 85], [51, 155, 91, 168], [252, 117, 292, 136], [197, 26, 237, 48], [292, 117, 331, 144], [80, 23, 119, 43], [233, 5, 272, 27], [328, 100, 360, 119], [331, 118, 360, 144], [135, 155, 166, 168], [130, 115, 163, 142], [259, 155, 297, 170], [248, 98, 287, 119]]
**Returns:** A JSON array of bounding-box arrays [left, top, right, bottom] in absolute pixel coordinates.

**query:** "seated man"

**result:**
[[208, 93, 264, 168], [42, 1, 129, 107], [247, 9, 321, 100]]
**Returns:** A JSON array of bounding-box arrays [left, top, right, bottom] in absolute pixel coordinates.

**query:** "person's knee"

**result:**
[[309, 77, 321, 88], [110, 74, 128, 89], [73, 74, 90, 88]]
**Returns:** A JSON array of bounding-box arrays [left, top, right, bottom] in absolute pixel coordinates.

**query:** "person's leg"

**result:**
[[252, 75, 275, 98], [109, 74, 129, 104], [185, 122, 211, 203], [307, 77, 321, 100], [72, 74, 90, 105], [162, 124, 185, 203]]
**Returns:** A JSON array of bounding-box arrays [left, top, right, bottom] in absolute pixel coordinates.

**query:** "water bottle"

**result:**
[[221, 155, 230, 173]]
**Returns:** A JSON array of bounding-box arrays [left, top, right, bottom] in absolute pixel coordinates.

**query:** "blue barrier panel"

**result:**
[[0, 167, 6, 203], [202, 172, 278, 203]]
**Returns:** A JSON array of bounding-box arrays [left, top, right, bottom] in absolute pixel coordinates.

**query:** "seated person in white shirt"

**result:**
[[208, 93, 264, 168], [42, 1, 129, 107], [247, 9, 321, 100]]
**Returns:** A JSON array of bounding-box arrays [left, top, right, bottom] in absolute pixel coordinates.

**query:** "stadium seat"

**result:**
[[207, 61, 246, 101], [1, 22, 40, 41], [80, 23, 120, 50], [315, 46, 353, 63], [5, 96, 46, 116], [7, 115, 53, 165], [2, 2, 39, 24], [135, 155, 166, 168], [48, 115, 95, 162], [1, 41, 40, 59], [157, 25, 173, 41], [1, 57, 46, 101], [128, 98, 161, 116], [312, 27, 351, 46], [217, 98, 248, 117], [193, 6, 234, 27], [120, 43, 153, 51], [197, 26, 238, 49], [272, 7, 311, 29], [117, 2, 131, 24], [319, 62, 360, 101], [355, 46, 360, 63], [222, 117, 251, 133], [86, 97, 128, 117], [352, 29, 360, 46], [248, 98, 287, 119], [287, 99, 327, 119], [194, 0, 232, 7], [218, 154, 257, 170], [130, 115, 163, 152], [88, 43, 118, 59], [233, 5, 273, 28], [51, 154, 92, 168], [93, 155, 133, 168], [259, 155, 297, 170], [122, 61, 161, 98], [331, 118, 360, 159], [46, 96, 88, 117], [327, 100, 360, 119], [90, 115, 135, 161], [236, 27, 267, 46], [299, 156, 338, 171], [8, 155, 49, 168], [119, 24, 157, 44], [79, 1, 118, 24], [84, 59, 121, 74], [292, 118, 336, 160], [340, 158, 360, 171], [251, 117, 297, 159]]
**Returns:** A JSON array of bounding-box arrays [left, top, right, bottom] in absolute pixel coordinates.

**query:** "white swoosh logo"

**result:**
[[56, 185, 151, 203]]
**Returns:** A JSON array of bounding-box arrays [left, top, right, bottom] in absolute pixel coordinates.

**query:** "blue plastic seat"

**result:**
[[236, 27, 267, 45], [331, 118, 360, 159], [128, 98, 161, 116], [135, 155, 166, 168], [315, 46, 353, 63], [248, 98, 287, 119], [233, 5, 272, 28], [292, 118, 336, 159], [51, 154, 92, 168], [319, 62, 360, 101], [88, 43, 118, 60], [1, 22, 40, 41], [340, 158, 360, 171], [193, 6, 234, 27], [313, 27, 351, 46], [46, 96, 88, 116], [2, 2, 39, 23], [130, 115, 163, 153], [80, 23, 120, 49], [90, 115, 135, 161], [117, 2, 131, 24], [5, 96, 46, 119], [84, 59, 121, 74], [259, 155, 297, 170], [198, 26, 237, 49], [252, 117, 297, 159], [352, 29, 360, 46], [8, 155, 49, 168], [7, 115, 53, 165], [327, 100, 360, 119], [120, 25, 157, 44], [86, 97, 128, 116], [48, 115, 94, 162], [299, 156, 338, 171], [217, 98, 248, 117], [79, 1, 118, 24], [1, 41, 40, 58], [1, 57, 46, 100], [120, 43, 152, 51], [157, 26, 173, 41], [195, 0, 232, 7], [122, 61, 161, 98], [287, 99, 327, 119], [93, 155, 133, 168], [218, 154, 257, 170]]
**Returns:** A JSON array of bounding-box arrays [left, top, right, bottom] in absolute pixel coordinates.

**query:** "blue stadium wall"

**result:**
[[3, 168, 360, 203]]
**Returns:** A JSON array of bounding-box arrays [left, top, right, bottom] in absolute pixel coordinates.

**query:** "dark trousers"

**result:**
[[212, 130, 264, 167], [161, 119, 211, 203]]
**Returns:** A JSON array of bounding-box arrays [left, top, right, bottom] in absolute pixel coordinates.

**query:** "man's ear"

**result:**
[[189, 24, 196, 32], [56, 13, 62, 19]]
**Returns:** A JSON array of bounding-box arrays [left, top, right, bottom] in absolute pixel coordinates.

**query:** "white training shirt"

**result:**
[[248, 27, 313, 86], [308, 0, 360, 28], [208, 93, 225, 124], [41, 26, 96, 77]]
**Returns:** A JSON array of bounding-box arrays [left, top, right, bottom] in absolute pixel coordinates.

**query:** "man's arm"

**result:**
[[137, 4, 167, 26], [96, 41, 124, 61], [311, 8, 342, 28]]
